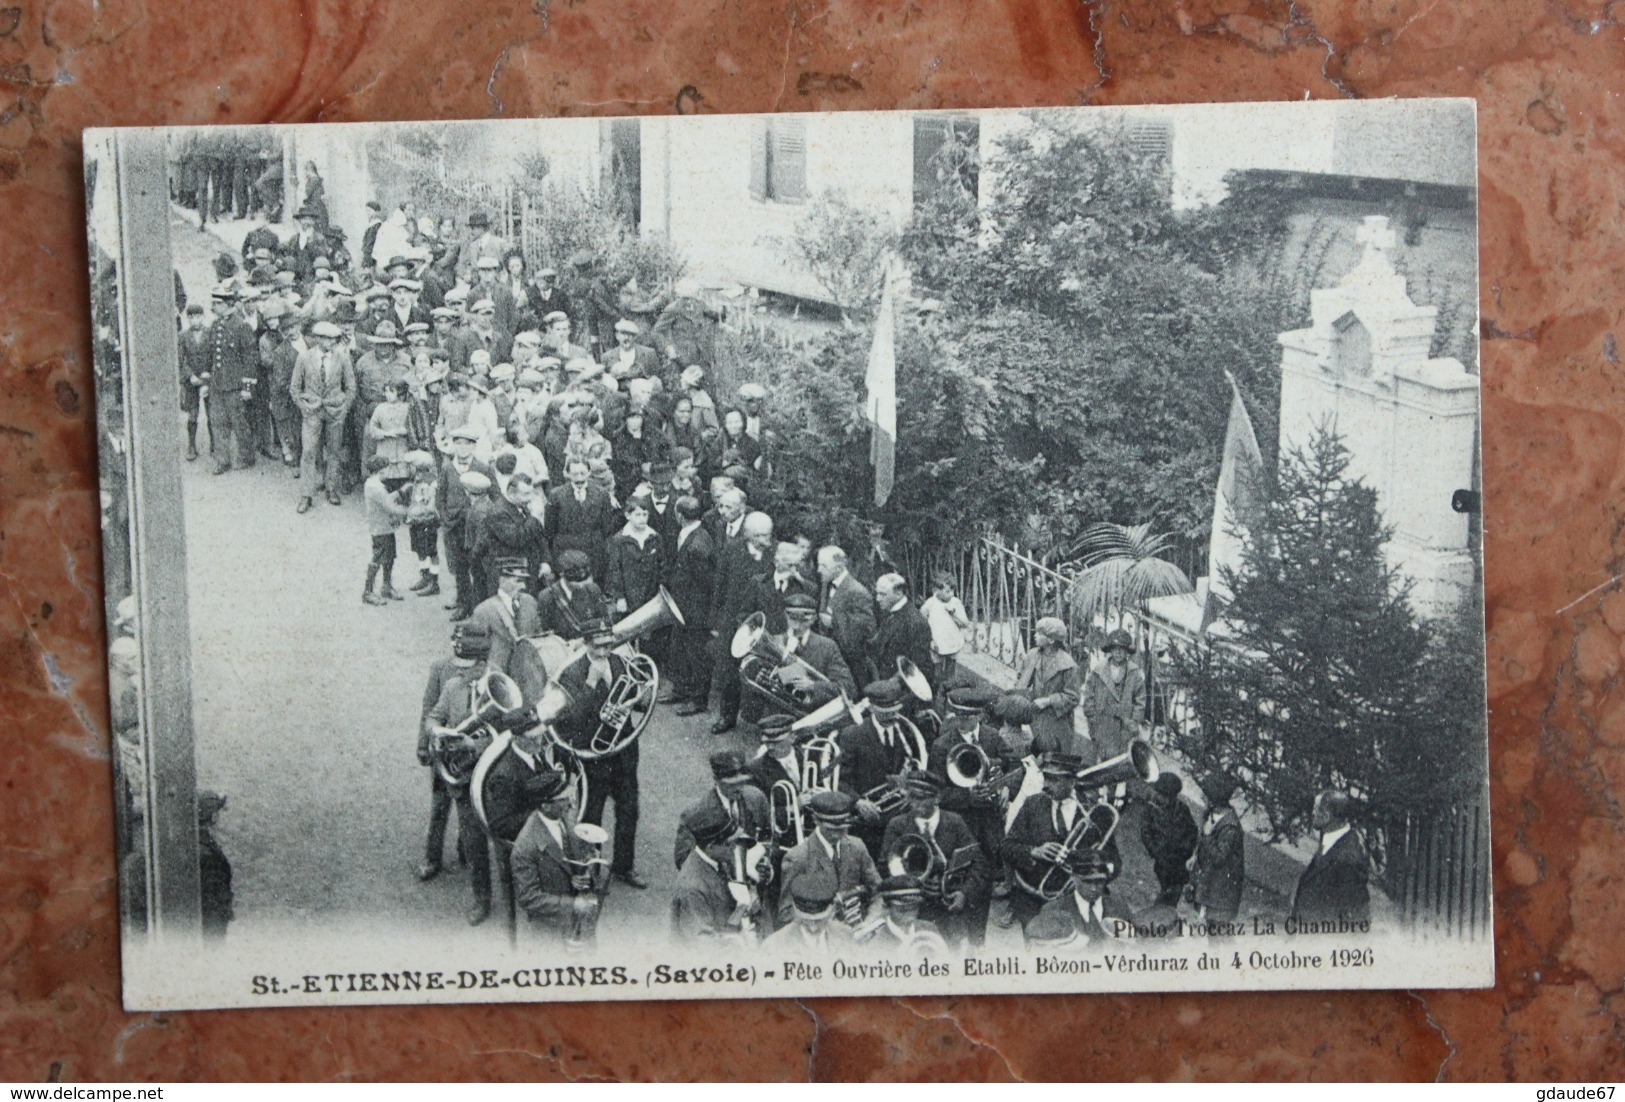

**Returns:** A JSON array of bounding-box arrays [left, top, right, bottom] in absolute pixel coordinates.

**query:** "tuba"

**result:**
[[573, 588, 684, 760], [731, 612, 836, 716], [431, 670, 526, 788], [1014, 801, 1122, 902], [1075, 737, 1160, 793], [789, 691, 863, 736]]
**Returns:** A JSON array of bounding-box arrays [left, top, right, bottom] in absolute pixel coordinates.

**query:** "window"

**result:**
[[912, 116, 980, 212], [749, 118, 807, 203]]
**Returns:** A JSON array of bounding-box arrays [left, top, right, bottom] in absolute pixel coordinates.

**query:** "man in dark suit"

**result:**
[[871, 573, 937, 695], [603, 318, 662, 381], [1290, 789, 1371, 927], [747, 713, 807, 816], [816, 545, 878, 685], [1001, 752, 1090, 932], [671, 802, 751, 944], [707, 511, 773, 735], [665, 495, 715, 715], [434, 428, 495, 620], [1025, 849, 1133, 948], [744, 542, 819, 637], [535, 550, 610, 640], [879, 770, 992, 947], [1190, 773, 1246, 928], [674, 751, 772, 869], [701, 481, 746, 550], [468, 474, 549, 599], [449, 297, 512, 375], [1141, 772, 1200, 908], [553, 618, 647, 889], [836, 678, 925, 861], [423, 628, 498, 925], [202, 284, 261, 474], [464, 559, 544, 675], [545, 456, 619, 585], [760, 593, 857, 708], [510, 770, 607, 946]]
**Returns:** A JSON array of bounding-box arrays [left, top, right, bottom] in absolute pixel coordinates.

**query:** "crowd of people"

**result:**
[[171, 192, 1376, 955]]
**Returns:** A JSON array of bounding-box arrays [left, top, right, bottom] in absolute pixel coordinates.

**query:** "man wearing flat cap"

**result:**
[[674, 750, 771, 871], [1082, 627, 1147, 767], [1189, 772, 1245, 928], [203, 283, 261, 475], [1013, 616, 1086, 759], [879, 768, 991, 947], [434, 427, 496, 620], [535, 549, 611, 640], [605, 317, 660, 382], [853, 874, 949, 955], [672, 801, 754, 944], [1140, 772, 1199, 908], [511, 769, 607, 946], [416, 622, 483, 883], [763, 878, 856, 954], [1025, 849, 1131, 949], [424, 623, 500, 925], [552, 617, 648, 890], [450, 296, 512, 377], [289, 319, 356, 511], [464, 557, 544, 675], [776, 790, 880, 929]]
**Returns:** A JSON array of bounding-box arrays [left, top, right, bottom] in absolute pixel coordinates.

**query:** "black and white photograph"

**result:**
[[86, 100, 1490, 1010]]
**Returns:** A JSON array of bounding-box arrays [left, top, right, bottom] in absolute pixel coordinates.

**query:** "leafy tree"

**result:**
[[1171, 426, 1478, 845], [1065, 521, 1194, 629], [777, 190, 900, 324]]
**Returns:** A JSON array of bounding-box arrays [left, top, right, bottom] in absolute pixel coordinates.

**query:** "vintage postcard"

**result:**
[[85, 100, 1490, 1010]]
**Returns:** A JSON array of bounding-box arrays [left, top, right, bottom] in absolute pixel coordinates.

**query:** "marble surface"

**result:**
[[1, 0, 1622, 1082]]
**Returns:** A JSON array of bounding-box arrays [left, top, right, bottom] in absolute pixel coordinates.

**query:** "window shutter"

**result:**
[[748, 118, 768, 201], [769, 117, 807, 202]]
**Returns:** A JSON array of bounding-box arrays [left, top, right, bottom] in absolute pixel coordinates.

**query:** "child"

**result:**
[[367, 380, 412, 469], [920, 571, 973, 688], [363, 454, 410, 605], [403, 450, 441, 597]]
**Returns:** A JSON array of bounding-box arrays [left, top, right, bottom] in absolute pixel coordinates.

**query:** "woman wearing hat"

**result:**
[[1188, 773, 1245, 928], [1013, 616, 1088, 760]]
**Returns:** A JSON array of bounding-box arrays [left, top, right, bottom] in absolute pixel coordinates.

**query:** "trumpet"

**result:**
[[769, 780, 804, 846], [860, 779, 910, 817]]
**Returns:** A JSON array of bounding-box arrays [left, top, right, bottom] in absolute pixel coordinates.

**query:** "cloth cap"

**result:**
[[738, 382, 767, 401], [311, 321, 342, 338], [449, 425, 480, 442], [567, 248, 594, 268], [1103, 628, 1134, 653], [274, 270, 297, 287], [782, 592, 818, 615], [258, 298, 288, 319], [312, 255, 332, 269], [864, 678, 905, 708], [471, 299, 496, 315], [389, 278, 421, 292], [184, 303, 205, 316], [404, 449, 436, 469], [1034, 616, 1068, 642], [806, 790, 855, 823], [430, 307, 456, 320], [556, 549, 592, 581], [210, 282, 239, 301], [370, 321, 402, 344], [489, 362, 516, 381], [517, 368, 546, 388], [384, 255, 412, 271], [991, 693, 1037, 726], [708, 750, 751, 782], [756, 714, 796, 739], [403, 321, 430, 334], [878, 874, 924, 901], [613, 319, 639, 335], [475, 255, 501, 269], [1038, 751, 1084, 777], [536, 266, 557, 278], [458, 471, 492, 493], [946, 685, 997, 714], [686, 802, 735, 847], [542, 310, 570, 326], [444, 287, 469, 304], [522, 769, 570, 803]]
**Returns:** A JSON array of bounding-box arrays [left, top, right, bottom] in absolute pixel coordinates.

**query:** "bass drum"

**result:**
[[470, 731, 590, 843]]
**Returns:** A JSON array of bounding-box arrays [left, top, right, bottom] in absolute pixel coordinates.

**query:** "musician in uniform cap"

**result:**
[[929, 685, 1019, 870], [511, 770, 608, 946], [853, 875, 949, 956], [1188, 772, 1245, 928], [763, 879, 856, 955], [671, 801, 755, 944], [464, 558, 543, 675], [1001, 751, 1089, 931], [1025, 849, 1131, 949], [416, 622, 476, 882], [836, 677, 927, 861], [203, 283, 262, 475], [535, 549, 610, 640], [664, 749, 761, 857], [776, 790, 880, 929], [554, 617, 648, 890], [746, 713, 805, 801], [880, 769, 990, 948], [423, 623, 497, 924]]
